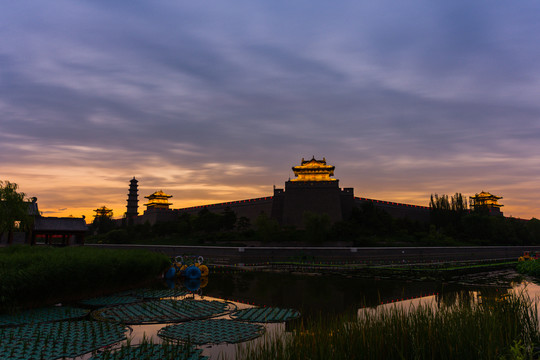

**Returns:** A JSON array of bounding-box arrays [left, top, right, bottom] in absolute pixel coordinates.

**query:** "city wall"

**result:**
[[355, 197, 430, 222], [177, 197, 274, 222], [128, 194, 432, 226]]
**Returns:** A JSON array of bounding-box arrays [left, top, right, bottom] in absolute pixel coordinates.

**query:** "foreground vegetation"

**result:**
[[517, 259, 540, 277], [0, 246, 170, 313], [237, 294, 539, 360]]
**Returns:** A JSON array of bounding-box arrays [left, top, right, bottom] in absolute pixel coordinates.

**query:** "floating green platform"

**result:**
[[80, 295, 141, 307], [0, 320, 127, 360], [135, 288, 188, 299], [159, 319, 265, 345], [80, 288, 187, 307], [231, 307, 301, 323], [91, 343, 207, 360], [93, 299, 236, 324], [0, 306, 90, 327]]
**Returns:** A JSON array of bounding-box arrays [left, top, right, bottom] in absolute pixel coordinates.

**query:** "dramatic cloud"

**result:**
[[1, 0, 540, 219]]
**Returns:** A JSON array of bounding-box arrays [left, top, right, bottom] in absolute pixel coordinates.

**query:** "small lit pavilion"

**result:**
[[470, 191, 504, 215], [144, 190, 173, 210], [291, 157, 337, 182], [93, 206, 113, 219]]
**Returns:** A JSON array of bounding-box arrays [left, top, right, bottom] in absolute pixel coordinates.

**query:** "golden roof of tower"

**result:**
[[93, 206, 113, 218], [470, 191, 503, 207], [471, 191, 502, 200], [145, 190, 172, 199], [291, 156, 337, 182], [144, 190, 173, 207]]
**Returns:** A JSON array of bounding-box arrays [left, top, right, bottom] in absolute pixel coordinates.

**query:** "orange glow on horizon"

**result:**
[[4, 157, 540, 223]]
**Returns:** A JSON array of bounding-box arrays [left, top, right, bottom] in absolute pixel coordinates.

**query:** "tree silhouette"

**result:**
[[0, 181, 32, 244]]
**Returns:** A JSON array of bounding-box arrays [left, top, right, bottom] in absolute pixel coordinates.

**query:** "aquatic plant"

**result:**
[[159, 319, 265, 345], [0, 320, 127, 360], [91, 335, 207, 360], [92, 299, 235, 324], [236, 293, 540, 360]]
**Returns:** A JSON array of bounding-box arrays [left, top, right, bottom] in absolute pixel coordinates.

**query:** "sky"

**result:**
[[2, 1, 540, 221]]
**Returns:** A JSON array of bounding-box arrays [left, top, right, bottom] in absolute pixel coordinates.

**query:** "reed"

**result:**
[[236, 294, 539, 360], [95, 335, 200, 360], [0, 245, 170, 312]]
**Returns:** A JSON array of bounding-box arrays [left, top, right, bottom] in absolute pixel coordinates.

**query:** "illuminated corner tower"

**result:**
[[144, 190, 173, 211], [470, 191, 504, 216], [126, 177, 139, 223], [271, 157, 354, 227]]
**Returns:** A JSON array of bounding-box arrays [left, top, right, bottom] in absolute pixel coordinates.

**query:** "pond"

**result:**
[[101, 268, 540, 359], [1, 267, 539, 360]]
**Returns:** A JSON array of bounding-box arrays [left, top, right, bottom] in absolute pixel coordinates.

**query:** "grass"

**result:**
[[236, 293, 540, 360], [0, 245, 170, 313]]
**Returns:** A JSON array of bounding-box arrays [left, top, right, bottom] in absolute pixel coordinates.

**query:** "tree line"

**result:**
[[4, 179, 540, 247], [90, 192, 540, 246]]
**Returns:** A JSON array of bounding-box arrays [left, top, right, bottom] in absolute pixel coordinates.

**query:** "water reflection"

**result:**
[[81, 268, 537, 360], [205, 270, 524, 317]]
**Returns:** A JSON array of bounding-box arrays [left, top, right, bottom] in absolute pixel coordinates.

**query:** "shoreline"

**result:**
[[87, 243, 537, 266]]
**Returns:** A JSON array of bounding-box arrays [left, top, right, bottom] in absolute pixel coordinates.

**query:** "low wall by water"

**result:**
[[87, 244, 540, 265]]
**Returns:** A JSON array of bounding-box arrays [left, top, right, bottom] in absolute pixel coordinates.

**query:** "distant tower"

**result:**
[[94, 206, 113, 219], [144, 190, 173, 211], [470, 191, 504, 216], [126, 177, 139, 221]]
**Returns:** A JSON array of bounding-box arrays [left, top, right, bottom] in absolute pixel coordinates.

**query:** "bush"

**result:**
[[104, 229, 131, 243], [517, 260, 540, 277], [0, 245, 170, 313]]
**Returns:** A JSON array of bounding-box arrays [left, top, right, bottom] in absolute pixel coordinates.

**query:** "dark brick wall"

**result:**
[[178, 197, 274, 223], [132, 208, 179, 225], [270, 188, 285, 223], [128, 190, 431, 227], [340, 188, 355, 220], [355, 197, 430, 222], [282, 181, 344, 227]]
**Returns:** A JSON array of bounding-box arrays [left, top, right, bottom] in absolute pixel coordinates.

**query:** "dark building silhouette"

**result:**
[[0, 198, 87, 245], [126, 157, 432, 226], [271, 157, 354, 226], [32, 216, 87, 245], [126, 177, 139, 223]]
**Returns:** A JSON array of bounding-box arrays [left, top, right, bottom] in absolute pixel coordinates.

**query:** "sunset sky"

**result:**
[[2, 1, 540, 221]]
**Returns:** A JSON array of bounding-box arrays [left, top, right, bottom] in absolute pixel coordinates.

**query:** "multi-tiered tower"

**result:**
[[126, 177, 139, 223]]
